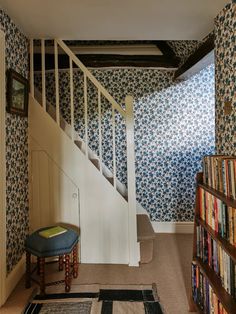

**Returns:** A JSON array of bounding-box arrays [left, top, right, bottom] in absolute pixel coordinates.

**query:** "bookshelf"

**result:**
[[191, 158, 236, 314]]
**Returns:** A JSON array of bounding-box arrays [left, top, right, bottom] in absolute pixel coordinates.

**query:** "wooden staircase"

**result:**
[[29, 39, 155, 265]]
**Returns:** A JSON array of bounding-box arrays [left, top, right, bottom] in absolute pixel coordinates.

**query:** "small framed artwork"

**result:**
[[7, 69, 29, 116]]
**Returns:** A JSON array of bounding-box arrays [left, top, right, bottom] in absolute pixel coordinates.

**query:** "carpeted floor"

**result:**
[[1, 234, 196, 314]]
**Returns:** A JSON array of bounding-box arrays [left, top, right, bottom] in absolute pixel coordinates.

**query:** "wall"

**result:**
[[35, 64, 215, 222], [215, 1, 236, 154], [0, 10, 29, 274]]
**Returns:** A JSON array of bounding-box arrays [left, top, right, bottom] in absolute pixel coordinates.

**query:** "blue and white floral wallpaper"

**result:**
[[0, 9, 29, 274], [35, 63, 215, 222], [215, 1, 236, 155]]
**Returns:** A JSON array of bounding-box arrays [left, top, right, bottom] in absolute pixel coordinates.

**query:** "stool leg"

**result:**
[[65, 254, 71, 292], [25, 252, 31, 288], [72, 244, 78, 278], [37, 257, 40, 275], [59, 255, 64, 271], [39, 257, 45, 295]]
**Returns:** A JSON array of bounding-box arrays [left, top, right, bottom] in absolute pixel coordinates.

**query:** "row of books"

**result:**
[[192, 262, 228, 314], [199, 187, 236, 245], [203, 155, 236, 199], [196, 225, 236, 298]]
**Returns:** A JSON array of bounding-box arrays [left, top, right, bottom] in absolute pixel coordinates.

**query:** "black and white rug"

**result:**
[[24, 284, 164, 314]]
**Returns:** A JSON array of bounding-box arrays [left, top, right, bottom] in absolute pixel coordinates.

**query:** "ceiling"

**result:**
[[0, 0, 228, 40]]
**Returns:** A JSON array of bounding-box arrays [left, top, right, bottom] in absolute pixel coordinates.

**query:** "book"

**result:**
[[39, 226, 67, 238]]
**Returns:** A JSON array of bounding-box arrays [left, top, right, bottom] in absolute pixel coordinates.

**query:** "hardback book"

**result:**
[[39, 226, 67, 238]]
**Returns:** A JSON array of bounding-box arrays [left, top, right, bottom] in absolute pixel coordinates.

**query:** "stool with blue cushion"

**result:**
[[25, 226, 79, 295]]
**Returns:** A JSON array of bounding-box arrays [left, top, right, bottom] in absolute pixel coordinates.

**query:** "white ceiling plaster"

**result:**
[[0, 0, 229, 40]]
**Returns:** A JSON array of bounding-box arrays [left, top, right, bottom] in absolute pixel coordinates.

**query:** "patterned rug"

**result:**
[[24, 284, 164, 313]]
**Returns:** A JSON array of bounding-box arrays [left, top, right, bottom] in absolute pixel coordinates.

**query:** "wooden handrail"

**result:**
[[56, 39, 126, 118]]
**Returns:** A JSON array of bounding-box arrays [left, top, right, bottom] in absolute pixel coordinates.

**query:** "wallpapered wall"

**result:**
[[35, 64, 215, 222], [215, 1, 236, 154], [0, 10, 29, 274]]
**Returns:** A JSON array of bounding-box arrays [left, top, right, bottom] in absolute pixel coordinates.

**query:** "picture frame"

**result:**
[[6, 69, 29, 117]]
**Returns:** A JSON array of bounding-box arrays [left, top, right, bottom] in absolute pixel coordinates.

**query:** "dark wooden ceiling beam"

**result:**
[[155, 41, 180, 67], [174, 33, 215, 79], [154, 41, 177, 59], [33, 53, 179, 70]]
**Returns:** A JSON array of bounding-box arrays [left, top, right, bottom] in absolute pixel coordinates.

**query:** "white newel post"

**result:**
[[125, 95, 140, 266]]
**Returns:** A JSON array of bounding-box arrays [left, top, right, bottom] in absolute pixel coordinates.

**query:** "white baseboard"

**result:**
[[5, 254, 25, 300], [152, 221, 194, 234]]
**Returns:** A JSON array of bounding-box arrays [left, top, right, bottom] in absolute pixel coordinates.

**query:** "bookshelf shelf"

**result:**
[[194, 257, 236, 314], [196, 217, 236, 263], [198, 183, 236, 208]]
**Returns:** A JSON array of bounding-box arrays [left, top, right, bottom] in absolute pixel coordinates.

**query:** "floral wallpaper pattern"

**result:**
[[0, 9, 29, 274], [215, 1, 236, 155], [35, 63, 215, 222], [167, 31, 214, 66]]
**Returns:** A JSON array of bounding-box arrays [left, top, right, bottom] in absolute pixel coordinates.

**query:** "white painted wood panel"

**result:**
[[30, 149, 80, 232]]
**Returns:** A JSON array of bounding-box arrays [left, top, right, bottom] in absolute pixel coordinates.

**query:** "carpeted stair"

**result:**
[[137, 214, 155, 264]]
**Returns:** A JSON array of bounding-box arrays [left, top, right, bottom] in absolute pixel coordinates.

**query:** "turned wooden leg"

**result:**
[[37, 257, 40, 275], [25, 252, 31, 288], [39, 257, 45, 295], [59, 255, 64, 271], [72, 244, 78, 278], [65, 254, 71, 292]]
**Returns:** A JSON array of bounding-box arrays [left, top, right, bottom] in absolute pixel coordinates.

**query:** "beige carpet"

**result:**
[[1, 234, 196, 314]]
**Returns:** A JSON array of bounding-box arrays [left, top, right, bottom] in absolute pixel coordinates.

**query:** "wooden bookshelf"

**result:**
[[191, 166, 236, 314], [194, 257, 236, 314]]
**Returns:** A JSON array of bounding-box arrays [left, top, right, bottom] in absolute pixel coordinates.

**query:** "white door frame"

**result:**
[[0, 29, 6, 307]]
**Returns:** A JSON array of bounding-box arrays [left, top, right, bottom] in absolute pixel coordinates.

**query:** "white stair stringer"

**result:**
[[29, 95, 140, 265]]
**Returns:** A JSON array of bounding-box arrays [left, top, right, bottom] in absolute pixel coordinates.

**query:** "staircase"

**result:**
[[29, 39, 155, 266]]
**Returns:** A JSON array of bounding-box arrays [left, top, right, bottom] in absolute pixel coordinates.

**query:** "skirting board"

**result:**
[[5, 254, 25, 300], [152, 221, 194, 234]]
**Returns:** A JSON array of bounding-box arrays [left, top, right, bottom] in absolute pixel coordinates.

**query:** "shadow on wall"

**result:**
[[34, 64, 215, 223]]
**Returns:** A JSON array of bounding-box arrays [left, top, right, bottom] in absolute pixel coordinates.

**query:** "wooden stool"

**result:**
[[25, 226, 79, 294]]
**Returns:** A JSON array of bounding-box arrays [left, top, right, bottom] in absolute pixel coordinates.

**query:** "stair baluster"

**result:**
[[54, 40, 60, 126]]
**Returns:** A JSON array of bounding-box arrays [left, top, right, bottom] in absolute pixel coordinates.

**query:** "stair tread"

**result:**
[[105, 176, 114, 185], [90, 158, 100, 170], [74, 140, 83, 148], [137, 214, 155, 241]]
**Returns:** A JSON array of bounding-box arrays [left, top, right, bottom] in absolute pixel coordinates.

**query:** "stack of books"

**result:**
[[203, 155, 236, 198], [196, 225, 236, 298], [199, 187, 236, 245], [192, 262, 228, 313]]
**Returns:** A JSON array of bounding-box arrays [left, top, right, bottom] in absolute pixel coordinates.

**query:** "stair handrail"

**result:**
[[56, 39, 126, 118]]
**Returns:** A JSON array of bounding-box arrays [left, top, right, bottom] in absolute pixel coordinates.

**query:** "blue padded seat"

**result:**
[[25, 226, 79, 257]]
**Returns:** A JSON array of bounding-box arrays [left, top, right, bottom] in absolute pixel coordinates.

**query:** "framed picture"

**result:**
[[7, 69, 29, 116]]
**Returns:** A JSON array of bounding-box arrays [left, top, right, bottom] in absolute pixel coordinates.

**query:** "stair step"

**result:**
[[90, 158, 100, 170], [122, 194, 128, 201], [137, 214, 155, 242], [137, 214, 155, 264], [105, 176, 114, 186], [74, 140, 83, 149]]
